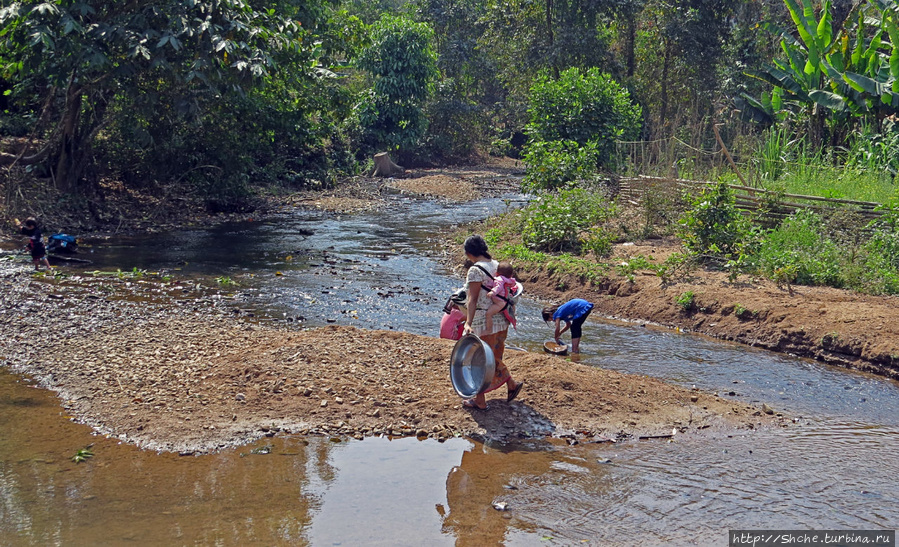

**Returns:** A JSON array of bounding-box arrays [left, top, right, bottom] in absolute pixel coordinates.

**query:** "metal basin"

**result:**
[[449, 334, 496, 398]]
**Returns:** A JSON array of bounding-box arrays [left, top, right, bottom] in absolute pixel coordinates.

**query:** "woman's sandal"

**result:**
[[507, 381, 524, 402], [462, 398, 487, 410]]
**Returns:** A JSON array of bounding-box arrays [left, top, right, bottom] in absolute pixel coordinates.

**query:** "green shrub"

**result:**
[[520, 188, 615, 253], [582, 226, 615, 257], [675, 291, 695, 311], [522, 139, 602, 192], [524, 67, 641, 176], [754, 209, 842, 287], [678, 181, 752, 262], [857, 207, 899, 294]]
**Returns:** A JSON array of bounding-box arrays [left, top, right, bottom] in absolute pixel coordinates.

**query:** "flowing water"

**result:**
[[2, 192, 898, 545]]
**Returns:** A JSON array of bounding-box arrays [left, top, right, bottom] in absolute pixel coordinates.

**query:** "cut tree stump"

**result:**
[[372, 152, 404, 177]]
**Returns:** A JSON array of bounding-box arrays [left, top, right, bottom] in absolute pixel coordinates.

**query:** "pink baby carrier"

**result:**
[[474, 265, 520, 329]]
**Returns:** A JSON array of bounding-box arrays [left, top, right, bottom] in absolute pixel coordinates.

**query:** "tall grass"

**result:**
[[745, 127, 899, 203], [618, 127, 899, 204]]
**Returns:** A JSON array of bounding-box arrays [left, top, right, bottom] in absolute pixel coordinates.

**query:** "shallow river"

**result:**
[[2, 193, 898, 545]]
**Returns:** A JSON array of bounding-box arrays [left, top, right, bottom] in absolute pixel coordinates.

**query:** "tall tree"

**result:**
[[0, 0, 314, 191], [355, 14, 438, 154]]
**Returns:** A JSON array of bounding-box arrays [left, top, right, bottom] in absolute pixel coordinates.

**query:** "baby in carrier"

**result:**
[[484, 261, 518, 332]]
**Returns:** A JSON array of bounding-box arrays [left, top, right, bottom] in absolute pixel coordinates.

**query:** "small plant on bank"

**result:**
[[655, 252, 696, 284], [581, 226, 615, 257], [675, 291, 696, 312], [216, 276, 236, 286], [733, 303, 755, 320], [72, 446, 94, 463], [615, 255, 659, 282]]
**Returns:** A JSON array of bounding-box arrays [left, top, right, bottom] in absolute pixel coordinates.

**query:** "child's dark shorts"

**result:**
[[30, 241, 46, 260]]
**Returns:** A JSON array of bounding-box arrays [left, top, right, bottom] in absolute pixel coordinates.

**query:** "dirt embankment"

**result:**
[[518, 237, 899, 380]]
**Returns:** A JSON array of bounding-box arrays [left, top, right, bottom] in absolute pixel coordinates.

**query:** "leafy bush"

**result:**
[[525, 67, 641, 161], [522, 140, 602, 192], [754, 209, 842, 287], [520, 188, 615, 253], [678, 181, 752, 262], [523, 67, 641, 186], [857, 207, 899, 294], [581, 226, 615, 257]]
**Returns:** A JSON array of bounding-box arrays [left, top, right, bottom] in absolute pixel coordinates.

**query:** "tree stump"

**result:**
[[372, 152, 404, 177]]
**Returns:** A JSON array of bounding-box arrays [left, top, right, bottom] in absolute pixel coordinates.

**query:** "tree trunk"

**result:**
[[625, 15, 636, 79], [659, 41, 671, 137], [55, 79, 83, 192], [372, 152, 404, 177]]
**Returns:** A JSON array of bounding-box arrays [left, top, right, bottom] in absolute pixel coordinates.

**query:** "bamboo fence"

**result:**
[[618, 175, 886, 221]]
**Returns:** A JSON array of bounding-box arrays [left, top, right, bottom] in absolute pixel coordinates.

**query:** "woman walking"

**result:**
[[460, 235, 524, 409]]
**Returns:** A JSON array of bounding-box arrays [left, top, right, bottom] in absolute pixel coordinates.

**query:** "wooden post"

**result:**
[[713, 124, 751, 191]]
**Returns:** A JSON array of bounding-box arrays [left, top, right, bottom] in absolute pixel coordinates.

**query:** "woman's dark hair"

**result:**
[[463, 234, 491, 260], [541, 305, 559, 322]]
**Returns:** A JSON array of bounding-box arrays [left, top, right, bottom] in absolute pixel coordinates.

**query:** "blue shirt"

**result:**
[[553, 299, 594, 322]]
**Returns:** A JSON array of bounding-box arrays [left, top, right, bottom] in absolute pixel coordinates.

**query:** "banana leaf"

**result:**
[[817, 1, 834, 51], [784, 0, 819, 58], [750, 65, 811, 100], [886, 17, 899, 78], [809, 89, 847, 111], [843, 70, 889, 96], [734, 94, 774, 124]]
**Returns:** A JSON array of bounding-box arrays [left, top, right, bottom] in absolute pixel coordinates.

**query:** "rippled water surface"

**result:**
[[2, 193, 898, 545]]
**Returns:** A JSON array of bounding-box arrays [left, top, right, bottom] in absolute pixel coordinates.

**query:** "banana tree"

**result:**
[[736, 0, 899, 139]]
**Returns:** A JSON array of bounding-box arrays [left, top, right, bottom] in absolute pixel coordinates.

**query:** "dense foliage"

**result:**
[[0, 0, 330, 198], [522, 67, 641, 190], [2, 0, 899, 235], [355, 14, 438, 155]]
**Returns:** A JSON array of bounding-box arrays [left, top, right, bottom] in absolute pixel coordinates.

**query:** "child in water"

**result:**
[[17, 217, 51, 270], [484, 261, 518, 332], [542, 298, 594, 353]]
